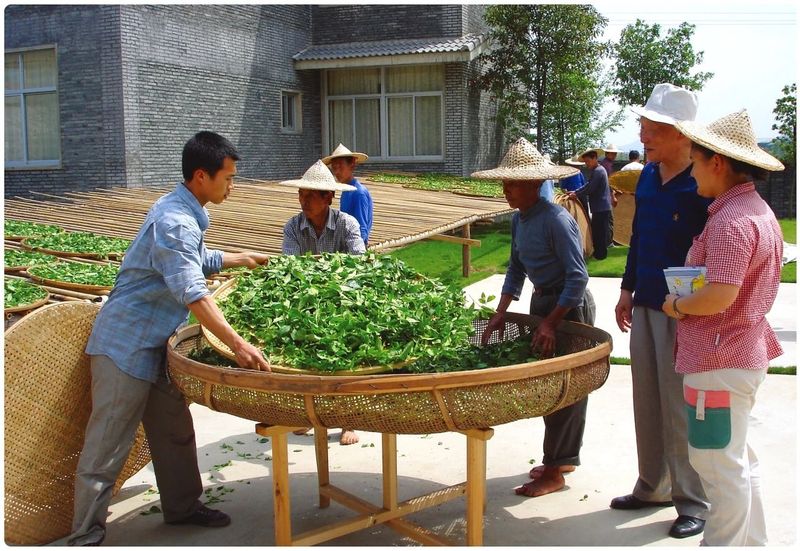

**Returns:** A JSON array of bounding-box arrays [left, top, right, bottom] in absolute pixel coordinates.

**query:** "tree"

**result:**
[[612, 20, 713, 107], [475, 4, 621, 156], [772, 83, 796, 165]]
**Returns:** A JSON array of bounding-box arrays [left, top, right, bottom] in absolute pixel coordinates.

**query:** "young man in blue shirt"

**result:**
[[473, 138, 595, 498], [323, 144, 373, 247], [610, 83, 711, 539], [568, 150, 612, 260], [70, 131, 270, 546]]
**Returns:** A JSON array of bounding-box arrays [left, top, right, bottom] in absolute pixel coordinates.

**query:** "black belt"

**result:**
[[533, 286, 563, 297]]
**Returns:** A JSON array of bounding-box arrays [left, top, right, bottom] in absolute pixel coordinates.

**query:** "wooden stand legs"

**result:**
[[255, 423, 494, 546]]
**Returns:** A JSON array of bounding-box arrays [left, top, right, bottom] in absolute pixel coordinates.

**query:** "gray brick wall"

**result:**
[[311, 4, 463, 44], [117, 5, 318, 187], [4, 5, 127, 197]]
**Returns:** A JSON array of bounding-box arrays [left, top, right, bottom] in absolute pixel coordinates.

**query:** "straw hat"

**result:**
[[602, 143, 621, 153], [630, 83, 698, 125], [675, 110, 785, 172], [279, 160, 356, 192], [321, 143, 368, 165], [565, 154, 586, 167], [471, 138, 579, 180]]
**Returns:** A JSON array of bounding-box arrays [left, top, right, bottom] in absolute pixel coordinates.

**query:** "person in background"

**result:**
[[323, 144, 373, 247], [568, 150, 611, 260], [70, 131, 270, 546], [473, 138, 595, 498], [599, 144, 620, 177], [664, 109, 784, 546], [281, 160, 364, 445], [599, 144, 621, 245], [621, 150, 645, 171], [610, 83, 711, 539]]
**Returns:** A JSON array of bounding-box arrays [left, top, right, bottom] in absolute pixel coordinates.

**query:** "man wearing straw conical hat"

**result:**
[[323, 144, 373, 247], [71, 132, 270, 546], [663, 109, 784, 546], [609, 83, 711, 540], [281, 160, 366, 256], [281, 160, 364, 445], [473, 137, 596, 498]]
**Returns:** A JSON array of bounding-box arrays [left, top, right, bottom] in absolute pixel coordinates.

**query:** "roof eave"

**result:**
[[294, 41, 487, 70]]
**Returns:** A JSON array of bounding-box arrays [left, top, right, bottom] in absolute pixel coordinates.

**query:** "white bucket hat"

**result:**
[[321, 143, 368, 165], [675, 110, 785, 172], [630, 83, 698, 125], [279, 160, 357, 192], [471, 138, 579, 180]]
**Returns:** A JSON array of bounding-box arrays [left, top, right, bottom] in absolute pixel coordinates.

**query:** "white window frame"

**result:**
[[322, 65, 445, 162], [5, 45, 61, 170], [280, 90, 302, 134]]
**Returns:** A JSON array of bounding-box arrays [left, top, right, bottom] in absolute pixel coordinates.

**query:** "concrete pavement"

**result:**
[[89, 277, 798, 546]]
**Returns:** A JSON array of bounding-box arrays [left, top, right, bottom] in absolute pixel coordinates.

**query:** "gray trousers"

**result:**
[[69, 355, 203, 545], [530, 289, 596, 467], [629, 306, 709, 518]]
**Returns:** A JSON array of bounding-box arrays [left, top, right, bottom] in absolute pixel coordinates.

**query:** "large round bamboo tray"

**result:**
[[609, 169, 641, 194], [612, 191, 636, 246], [554, 194, 593, 258], [4, 302, 151, 545], [168, 313, 612, 434], [26, 265, 115, 292], [203, 277, 412, 376], [3, 290, 50, 315], [19, 237, 108, 259]]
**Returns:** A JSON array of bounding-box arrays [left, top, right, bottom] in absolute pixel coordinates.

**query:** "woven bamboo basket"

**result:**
[[609, 169, 641, 194], [4, 302, 152, 545], [168, 313, 611, 434], [553, 194, 594, 258], [612, 192, 636, 247], [203, 277, 414, 376], [19, 238, 109, 260]]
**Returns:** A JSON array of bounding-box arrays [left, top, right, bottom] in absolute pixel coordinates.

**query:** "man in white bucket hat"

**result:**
[[610, 83, 711, 539], [323, 144, 373, 247], [473, 137, 596, 498], [280, 160, 365, 446]]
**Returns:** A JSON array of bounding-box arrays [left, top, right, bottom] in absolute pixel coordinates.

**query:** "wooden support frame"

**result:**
[[423, 222, 478, 278], [255, 423, 494, 546]]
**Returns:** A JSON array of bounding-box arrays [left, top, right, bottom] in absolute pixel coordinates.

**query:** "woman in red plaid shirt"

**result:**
[[662, 110, 785, 546]]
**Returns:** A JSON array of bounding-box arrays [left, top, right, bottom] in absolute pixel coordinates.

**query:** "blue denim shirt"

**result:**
[[339, 178, 373, 245], [86, 183, 223, 382], [501, 200, 589, 309], [621, 162, 711, 310]]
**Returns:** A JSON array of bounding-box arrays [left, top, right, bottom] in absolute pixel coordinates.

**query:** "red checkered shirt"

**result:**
[[675, 183, 783, 374]]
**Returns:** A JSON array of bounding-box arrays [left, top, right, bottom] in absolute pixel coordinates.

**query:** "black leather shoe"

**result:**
[[669, 515, 705, 538], [166, 505, 231, 527], [610, 494, 674, 510]]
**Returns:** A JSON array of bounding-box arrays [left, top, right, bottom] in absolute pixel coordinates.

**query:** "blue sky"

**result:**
[[594, 0, 797, 149]]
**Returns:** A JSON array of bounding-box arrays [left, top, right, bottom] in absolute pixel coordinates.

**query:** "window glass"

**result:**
[[328, 99, 353, 149], [388, 97, 413, 156], [354, 98, 380, 157], [386, 65, 444, 93], [25, 92, 60, 160], [327, 68, 380, 96], [22, 49, 56, 88], [5, 54, 20, 91], [5, 96, 23, 161], [415, 96, 442, 155]]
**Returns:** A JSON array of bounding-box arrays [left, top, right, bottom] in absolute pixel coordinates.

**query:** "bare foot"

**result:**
[[339, 429, 359, 445], [529, 464, 576, 479], [515, 467, 566, 497], [293, 428, 311, 436]]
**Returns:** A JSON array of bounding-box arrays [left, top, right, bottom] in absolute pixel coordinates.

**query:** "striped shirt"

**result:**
[[86, 183, 223, 383], [282, 208, 365, 255], [675, 183, 783, 374]]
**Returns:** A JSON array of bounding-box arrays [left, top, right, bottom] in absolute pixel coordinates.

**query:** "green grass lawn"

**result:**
[[388, 221, 512, 287], [779, 219, 796, 283]]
